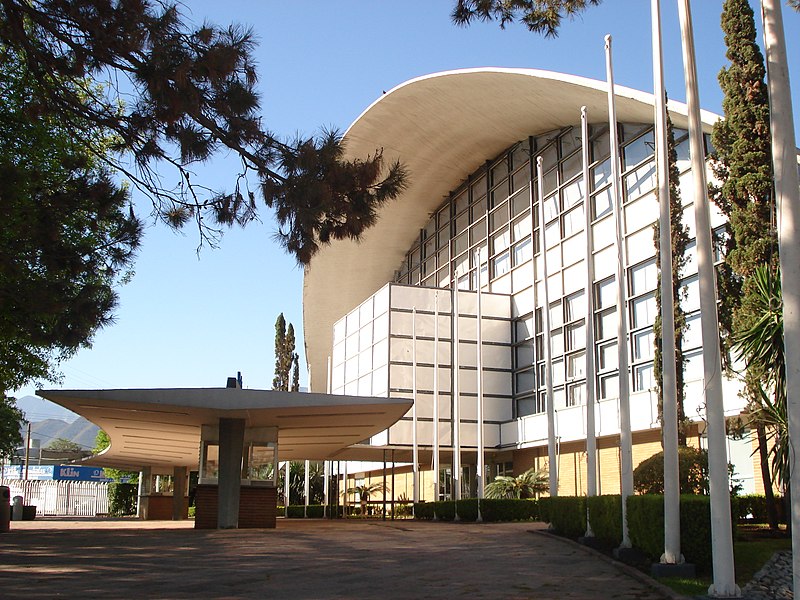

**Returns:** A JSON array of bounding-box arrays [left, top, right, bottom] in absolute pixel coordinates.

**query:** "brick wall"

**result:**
[[195, 485, 277, 529]]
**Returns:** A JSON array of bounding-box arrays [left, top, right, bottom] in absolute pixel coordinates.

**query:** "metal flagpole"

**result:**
[[304, 460, 310, 518], [650, 2, 682, 566], [324, 355, 332, 518], [433, 289, 440, 509], [605, 34, 634, 549], [476, 247, 485, 513], [677, 0, 737, 594], [760, 1, 800, 596], [285, 460, 291, 517], [581, 106, 599, 538], [412, 308, 420, 508], [536, 156, 558, 496], [453, 284, 462, 508]]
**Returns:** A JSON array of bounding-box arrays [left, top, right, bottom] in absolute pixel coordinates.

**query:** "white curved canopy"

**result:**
[[303, 68, 719, 391], [37, 388, 412, 473]]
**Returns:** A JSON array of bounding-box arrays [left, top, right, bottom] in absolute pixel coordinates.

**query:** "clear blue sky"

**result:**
[[15, 0, 800, 400]]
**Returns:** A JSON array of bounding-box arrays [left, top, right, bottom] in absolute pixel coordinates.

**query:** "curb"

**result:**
[[530, 529, 690, 600]]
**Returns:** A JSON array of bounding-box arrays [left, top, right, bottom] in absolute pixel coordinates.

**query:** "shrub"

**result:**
[[586, 495, 622, 546], [480, 498, 538, 522], [455, 499, 479, 521], [539, 496, 586, 538], [627, 494, 721, 573], [108, 482, 137, 516], [414, 502, 435, 520], [734, 494, 786, 524], [633, 447, 709, 495]]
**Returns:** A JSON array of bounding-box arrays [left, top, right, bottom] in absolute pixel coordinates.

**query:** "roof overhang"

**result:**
[[37, 388, 412, 473], [302, 67, 720, 392]]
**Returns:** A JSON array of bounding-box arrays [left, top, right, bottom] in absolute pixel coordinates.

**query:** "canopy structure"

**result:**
[[37, 387, 412, 473]]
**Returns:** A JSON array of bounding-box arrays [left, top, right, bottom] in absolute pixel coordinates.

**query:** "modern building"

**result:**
[[303, 68, 758, 502]]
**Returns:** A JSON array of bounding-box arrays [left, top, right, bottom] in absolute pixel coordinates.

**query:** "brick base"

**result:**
[[195, 485, 277, 529]]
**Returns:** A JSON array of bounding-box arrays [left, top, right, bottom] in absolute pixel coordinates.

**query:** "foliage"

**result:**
[[653, 110, 690, 443], [285, 504, 325, 518], [0, 395, 25, 460], [731, 494, 786, 524], [273, 314, 299, 391], [586, 494, 622, 546], [45, 437, 84, 453], [734, 265, 788, 489], [627, 494, 723, 573], [478, 498, 539, 522], [0, 44, 143, 393], [108, 482, 137, 516], [484, 467, 548, 499], [710, 0, 776, 368], [633, 447, 709, 495], [451, 0, 601, 37], [278, 461, 324, 505], [0, 1, 407, 263], [539, 496, 586, 537], [347, 481, 388, 515]]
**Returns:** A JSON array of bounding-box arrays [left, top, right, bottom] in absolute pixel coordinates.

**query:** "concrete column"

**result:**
[[218, 417, 245, 529], [137, 466, 151, 519], [172, 466, 187, 521]]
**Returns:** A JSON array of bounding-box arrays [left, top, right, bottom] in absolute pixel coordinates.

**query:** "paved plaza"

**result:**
[[0, 518, 678, 599]]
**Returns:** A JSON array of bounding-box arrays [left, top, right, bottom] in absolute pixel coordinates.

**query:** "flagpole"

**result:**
[[536, 156, 558, 496], [581, 106, 598, 538], [761, 1, 800, 597], [605, 34, 634, 549], [453, 284, 462, 509], [324, 355, 332, 517], [650, 0, 682, 565], [412, 308, 420, 508], [676, 0, 737, 593], [476, 248, 485, 514], [433, 289, 441, 510]]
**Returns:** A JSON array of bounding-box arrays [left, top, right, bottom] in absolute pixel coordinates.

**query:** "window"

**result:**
[[633, 328, 655, 361], [567, 351, 586, 379], [565, 291, 586, 321], [565, 322, 586, 351], [634, 363, 655, 391], [591, 186, 613, 220], [567, 382, 585, 407], [631, 293, 656, 328]]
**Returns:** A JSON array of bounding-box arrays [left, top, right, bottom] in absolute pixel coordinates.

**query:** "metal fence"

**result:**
[[1, 479, 110, 516]]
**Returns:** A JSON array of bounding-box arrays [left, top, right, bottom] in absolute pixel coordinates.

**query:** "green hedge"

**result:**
[[627, 494, 720, 573], [586, 495, 622, 546], [108, 482, 137, 516], [412, 499, 538, 522], [539, 496, 586, 538], [732, 494, 786, 524]]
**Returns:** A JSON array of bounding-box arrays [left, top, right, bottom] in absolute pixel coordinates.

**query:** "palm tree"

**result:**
[[734, 264, 788, 490], [485, 467, 548, 499], [346, 481, 388, 517]]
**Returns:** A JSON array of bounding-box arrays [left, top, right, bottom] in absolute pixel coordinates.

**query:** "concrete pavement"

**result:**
[[0, 518, 676, 599]]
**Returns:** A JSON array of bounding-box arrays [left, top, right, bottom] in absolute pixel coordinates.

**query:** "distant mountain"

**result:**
[[22, 417, 100, 451], [15, 395, 79, 423]]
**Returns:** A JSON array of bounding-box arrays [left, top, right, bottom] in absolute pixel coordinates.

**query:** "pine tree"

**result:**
[[0, 1, 406, 263], [291, 353, 300, 392], [710, 0, 778, 525], [653, 109, 690, 446], [451, 0, 601, 37]]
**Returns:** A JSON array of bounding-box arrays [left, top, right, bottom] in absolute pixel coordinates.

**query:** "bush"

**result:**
[[633, 447, 708, 495], [108, 482, 137, 516], [414, 502, 435, 520], [480, 498, 538, 522], [627, 494, 723, 573], [539, 496, 586, 538], [455, 499, 479, 521], [586, 495, 622, 546], [734, 494, 786, 524], [285, 504, 326, 518]]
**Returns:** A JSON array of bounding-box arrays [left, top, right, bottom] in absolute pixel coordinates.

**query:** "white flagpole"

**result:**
[[453, 285, 462, 507], [650, 1, 682, 565], [304, 459, 310, 518], [285, 460, 291, 517], [476, 248, 485, 510], [581, 107, 598, 538], [412, 308, 420, 507], [536, 156, 558, 496], [324, 355, 332, 517], [605, 34, 634, 549], [677, 0, 737, 593], [433, 289, 441, 507], [761, 1, 800, 597]]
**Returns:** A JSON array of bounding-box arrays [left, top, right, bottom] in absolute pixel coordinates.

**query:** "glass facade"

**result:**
[[391, 122, 711, 423]]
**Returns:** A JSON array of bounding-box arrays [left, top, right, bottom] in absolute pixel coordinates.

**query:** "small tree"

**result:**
[[347, 481, 388, 516], [633, 447, 709, 495], [485, 467, 548, 499], [0, 395, 25, 460], [45, 438, 84, 453], [273, 314, 300, 391]]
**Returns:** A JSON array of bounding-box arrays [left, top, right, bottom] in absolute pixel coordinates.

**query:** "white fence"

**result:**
[[1, 479, 110, 516]]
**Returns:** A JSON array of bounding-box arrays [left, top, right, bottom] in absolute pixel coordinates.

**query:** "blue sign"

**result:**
[[1, 465, 54, 480], [54, 465, 111, 482]]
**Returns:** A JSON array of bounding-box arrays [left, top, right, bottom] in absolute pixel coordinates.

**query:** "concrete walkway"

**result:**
[[0, 518, 674, 599]]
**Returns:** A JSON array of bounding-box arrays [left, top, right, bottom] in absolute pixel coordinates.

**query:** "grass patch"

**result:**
[[657, 525, 790, 595]]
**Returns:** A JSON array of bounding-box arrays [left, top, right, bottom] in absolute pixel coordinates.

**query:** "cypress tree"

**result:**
[[273, 314, 299, 392], [653, 109, 690, 446], [710, 0, 778, 525]]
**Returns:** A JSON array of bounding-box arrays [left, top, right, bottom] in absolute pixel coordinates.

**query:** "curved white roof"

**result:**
[[303, 68, 719, 391]]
